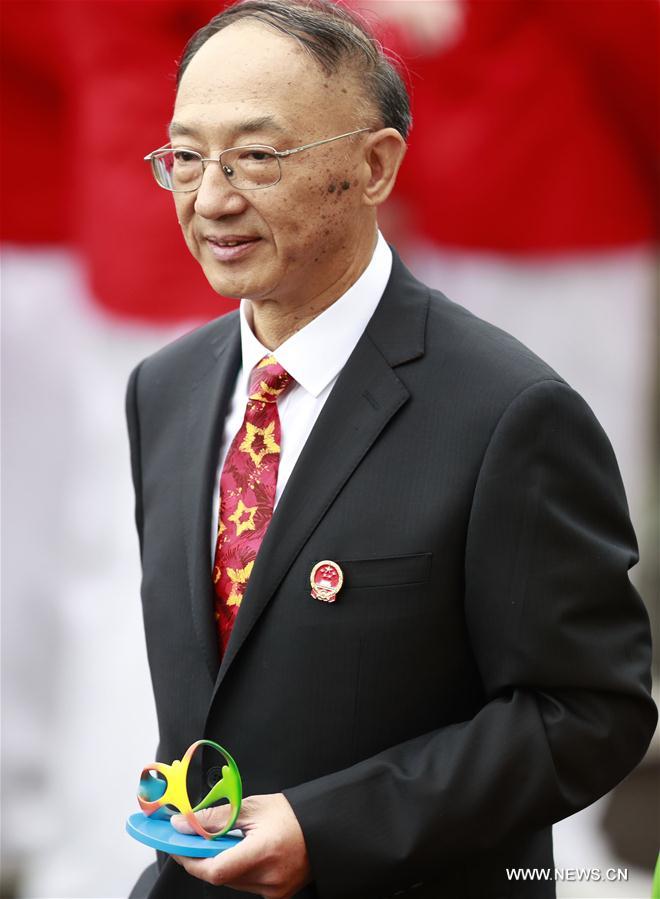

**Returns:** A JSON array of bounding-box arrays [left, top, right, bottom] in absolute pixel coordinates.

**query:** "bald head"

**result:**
[[177, 0, 411, 140], [175, 18, 362, 145]]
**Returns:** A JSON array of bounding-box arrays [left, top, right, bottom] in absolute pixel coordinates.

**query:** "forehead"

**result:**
[[174, 20, 356, 140]]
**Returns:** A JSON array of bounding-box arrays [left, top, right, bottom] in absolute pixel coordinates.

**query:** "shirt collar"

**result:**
[[238, 230, 392, 397]]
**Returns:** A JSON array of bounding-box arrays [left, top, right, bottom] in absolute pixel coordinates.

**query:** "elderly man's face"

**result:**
[[172, 20, 371, 304]]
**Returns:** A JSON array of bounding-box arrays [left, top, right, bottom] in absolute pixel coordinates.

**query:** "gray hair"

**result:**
[[177, 0, 412, 140]]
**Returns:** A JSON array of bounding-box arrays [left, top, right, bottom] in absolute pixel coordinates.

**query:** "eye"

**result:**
[[172, 149, 200, 164], [238, 149, 274, 163]]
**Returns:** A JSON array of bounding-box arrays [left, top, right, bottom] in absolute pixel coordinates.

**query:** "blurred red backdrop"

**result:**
[[2, 0, 658, 322]]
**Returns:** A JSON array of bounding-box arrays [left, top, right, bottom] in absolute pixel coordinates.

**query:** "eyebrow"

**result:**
[[168, 115, 289, 141]]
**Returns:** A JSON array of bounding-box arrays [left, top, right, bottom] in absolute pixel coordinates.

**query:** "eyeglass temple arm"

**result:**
[[144, 144, 173, 161], [277, 128, 371, 158], [143, 129, 370, 162]]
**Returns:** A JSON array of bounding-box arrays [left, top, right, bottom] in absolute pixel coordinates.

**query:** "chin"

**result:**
[[205, 276, 243, 299], [212, 275, 239, 296], [203, 268, 261, 301]]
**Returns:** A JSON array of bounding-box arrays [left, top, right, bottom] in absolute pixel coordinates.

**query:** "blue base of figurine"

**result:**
[[126, 813, 243, 857]]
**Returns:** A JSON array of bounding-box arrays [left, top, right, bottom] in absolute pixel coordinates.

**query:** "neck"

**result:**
[[248, 227, 378, 350]]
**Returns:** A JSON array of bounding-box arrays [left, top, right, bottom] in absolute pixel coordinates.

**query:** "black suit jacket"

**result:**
[[126, 252, 656, 899]]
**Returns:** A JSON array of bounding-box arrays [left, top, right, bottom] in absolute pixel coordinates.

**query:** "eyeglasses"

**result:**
[[144, 128, 370, 192]]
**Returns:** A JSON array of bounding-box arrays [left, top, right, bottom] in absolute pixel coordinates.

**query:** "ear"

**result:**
[[361, 128, 407, 207]]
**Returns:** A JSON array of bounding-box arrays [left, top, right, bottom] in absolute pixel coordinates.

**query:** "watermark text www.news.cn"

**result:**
[[506, 868, 629, 883]]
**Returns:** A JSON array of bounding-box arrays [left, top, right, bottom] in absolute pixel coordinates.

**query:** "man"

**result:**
[[126, 2, 656, 897]]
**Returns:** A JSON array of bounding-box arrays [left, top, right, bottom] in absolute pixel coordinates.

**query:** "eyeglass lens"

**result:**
[[152, 148, 281, 191]]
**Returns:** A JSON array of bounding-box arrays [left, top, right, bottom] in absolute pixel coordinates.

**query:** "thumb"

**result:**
[[170, 805, 234, 835]]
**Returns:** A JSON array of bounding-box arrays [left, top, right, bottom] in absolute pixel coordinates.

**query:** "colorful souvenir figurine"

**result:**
[[137, 739, 242, 840]]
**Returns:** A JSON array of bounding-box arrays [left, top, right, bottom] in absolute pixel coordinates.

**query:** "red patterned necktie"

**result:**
[[213, 354, 294, 654]]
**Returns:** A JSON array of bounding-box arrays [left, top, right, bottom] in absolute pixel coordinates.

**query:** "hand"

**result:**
[[171, 792, 311, 898]]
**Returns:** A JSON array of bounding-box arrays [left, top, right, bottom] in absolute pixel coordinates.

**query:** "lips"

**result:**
[[205, 235, 261, 262]]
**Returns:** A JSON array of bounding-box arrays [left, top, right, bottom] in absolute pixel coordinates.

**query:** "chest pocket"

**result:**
[[338, 552, 432, 589]]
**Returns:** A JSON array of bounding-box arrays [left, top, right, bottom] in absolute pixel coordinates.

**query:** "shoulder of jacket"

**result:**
[[138, 310, 239, 382], [423, 287, 566, 398]]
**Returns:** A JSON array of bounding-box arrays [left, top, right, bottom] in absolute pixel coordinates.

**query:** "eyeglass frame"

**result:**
[[143, 127, 372, 192]]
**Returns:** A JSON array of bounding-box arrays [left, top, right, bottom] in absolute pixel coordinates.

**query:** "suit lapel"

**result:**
[[181, 314, 241, 684], [212, 253, 429, 692]]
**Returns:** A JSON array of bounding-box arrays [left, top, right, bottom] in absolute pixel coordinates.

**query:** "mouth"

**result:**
[[204, 235, 262, 262]]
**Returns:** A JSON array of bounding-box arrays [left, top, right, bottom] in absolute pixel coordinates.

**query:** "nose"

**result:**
[[193, 161, 249, 220]]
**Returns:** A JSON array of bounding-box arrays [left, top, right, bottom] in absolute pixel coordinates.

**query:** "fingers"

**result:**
[[170, 795, 310, 897], [170, 814, 194, 834], [208, 831, 263, 883], [172, 831, 263, 887], [171, 803, 238, 834]]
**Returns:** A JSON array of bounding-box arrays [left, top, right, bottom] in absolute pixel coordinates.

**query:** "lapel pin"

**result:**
[[310, 560, 344, 602]]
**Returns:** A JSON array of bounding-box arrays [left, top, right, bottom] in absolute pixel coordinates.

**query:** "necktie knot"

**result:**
[[248, 355, 293, 403]]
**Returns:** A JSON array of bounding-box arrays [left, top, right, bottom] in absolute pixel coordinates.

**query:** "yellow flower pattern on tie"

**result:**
[[239, 420, 280, 466], [226, 560, 254, 606], [228, 500, 258, 536], [213, 356, 294, 654]]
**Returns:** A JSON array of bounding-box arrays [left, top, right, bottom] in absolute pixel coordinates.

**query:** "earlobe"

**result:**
[[362, 128, 407, 208]]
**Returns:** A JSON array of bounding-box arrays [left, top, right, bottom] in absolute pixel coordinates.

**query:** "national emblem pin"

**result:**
[[310, 560, 344, 602]]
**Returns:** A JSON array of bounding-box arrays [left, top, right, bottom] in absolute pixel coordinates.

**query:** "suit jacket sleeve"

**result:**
[[284, 378, 656, 898]]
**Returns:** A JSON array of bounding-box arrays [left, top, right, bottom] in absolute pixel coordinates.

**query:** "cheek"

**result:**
[[174, 199, 200, 252], [317, 172, 360, 239], [267, 165, 359, 264], [325, 177, 356, 197], [174, 195, 197, 225]]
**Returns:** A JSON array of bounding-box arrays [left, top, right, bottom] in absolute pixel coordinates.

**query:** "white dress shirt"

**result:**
[[210, 230, 393, 559]]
